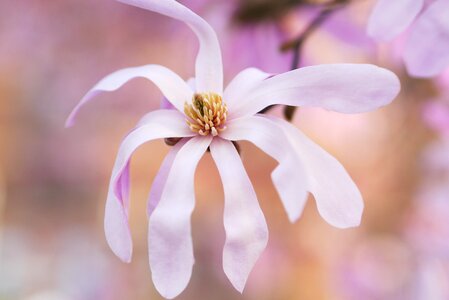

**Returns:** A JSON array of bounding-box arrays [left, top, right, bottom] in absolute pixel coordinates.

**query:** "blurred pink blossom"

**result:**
[[423, 99, 449, 135], [336, 235, 449, 300], [368, 0, 449, 77]]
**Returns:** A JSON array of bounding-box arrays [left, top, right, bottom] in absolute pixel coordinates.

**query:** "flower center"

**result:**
[[184, 92, 228, 136]]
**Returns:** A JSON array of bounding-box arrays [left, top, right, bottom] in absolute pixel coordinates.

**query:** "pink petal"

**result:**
[[148, 136, 212, 299], [105, 110, 194, 263], [210, 138, 268, 293], [270, 117, 364, 228], [224, 68, 271, 112], [220, 116, 308, 223], [229, 64, 400, 120], [367, 0, 424, 41], [404, 0, 449, 77], [147, 139, 187, 216], [66, 65, 193, 127], [160, 78, 195, 111], [116, 0, 223, 93]]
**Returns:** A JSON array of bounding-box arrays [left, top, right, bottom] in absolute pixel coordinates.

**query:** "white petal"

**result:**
[[66, 64, 193, 127], [148, 135, 212, 299], [270, 117, 364, 228], [220, 116, 309, 223], [367, 0, 424, 41], [117, 0, 223, 93], [104, 109, 194, 263], [224, 68, 271, 112], [147, 139, 187, 216], [404, 0, 449, 77], [210, 138, 268, 293], [229, 64, 400, 120]]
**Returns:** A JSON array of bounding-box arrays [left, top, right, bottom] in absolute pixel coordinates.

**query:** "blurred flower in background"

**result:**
[[1, 0, 449, 299], [367, 0, 449, 77]]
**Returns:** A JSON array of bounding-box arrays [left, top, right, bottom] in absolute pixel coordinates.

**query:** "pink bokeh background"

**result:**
[[1, 0, 448, 299]]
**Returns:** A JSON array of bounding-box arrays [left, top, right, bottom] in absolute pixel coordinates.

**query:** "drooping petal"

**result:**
[[210, 138, 268, 292], [148, 136, 212, 299], [147, 139, 187, 216], [367, 0, 424, 41], [105, 160, 131, 262], [105, 109, 194, 263], [116, 0, 223, 93], [220, 116, 309, 223], [404, 0, 449, 77], [269, 117, 364, 228], [229, 64, 400, 119], [224, 68, 271, 111], [66, 64, 193, 127]]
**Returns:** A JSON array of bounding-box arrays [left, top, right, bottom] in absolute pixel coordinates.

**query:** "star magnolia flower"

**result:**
[[367, 0, 449, 77], [66, 0, 400, 298]]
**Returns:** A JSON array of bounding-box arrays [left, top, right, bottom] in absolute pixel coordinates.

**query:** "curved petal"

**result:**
[[137, 107, 187, 127], [269, 117, 364, 228], [367, 0, 424, 41], [224, 68, 271, 111], [210, 138, 268, 292], [147, 139, 187, 216], [229, 64, 400, 120], [220, 116, 309, 223], [105, 109, 194, 263], [117, 0, 223, 93], [148, 135, 212, 299], [404, 0, 449, 77], [66, 65, 193, 127]]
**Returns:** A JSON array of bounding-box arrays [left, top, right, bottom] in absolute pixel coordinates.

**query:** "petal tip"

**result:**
[[106, 237, 133, 263], [64, 118, 74, 128], [65, 109, 78, 128], [226, 275, 246, 294], [120, 254, 132, 264], [287, 213, 300, 224], [152, 276, 190, 300], [327, 208, 364, 229]]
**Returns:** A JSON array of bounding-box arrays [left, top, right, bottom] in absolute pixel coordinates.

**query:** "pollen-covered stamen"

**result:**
[[184, 92, 227, 136]]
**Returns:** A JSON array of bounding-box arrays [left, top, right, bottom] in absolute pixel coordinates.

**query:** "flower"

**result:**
[[367, 0, 449, 78], [66, 0, 400, 298]]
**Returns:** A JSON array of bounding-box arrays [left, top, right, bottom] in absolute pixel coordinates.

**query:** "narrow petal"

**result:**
[[210, 138, 268, 293], [116, 0, 223, 93], [147, 139, 187, 216], [404, 0, 449, 77], [148, 136, 212, 299], [66, 65, 193, 127], [229, 64, 400, 119], [104, 160, 131, 262], [270, 117, 364, 228], [367, 0, 424, 41], [220, 116, 309, 223], [224, 68, 271, 112], [105, 110, 194, 263]]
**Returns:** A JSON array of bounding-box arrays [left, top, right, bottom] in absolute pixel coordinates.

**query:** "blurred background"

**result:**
[[1, 0, 448, 299]]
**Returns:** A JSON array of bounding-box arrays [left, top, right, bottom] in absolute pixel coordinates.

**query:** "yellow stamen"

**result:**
[[184, 92, 227, 137]]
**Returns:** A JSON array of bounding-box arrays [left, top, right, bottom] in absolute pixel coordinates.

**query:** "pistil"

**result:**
[[184, 93, 227, 136]]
